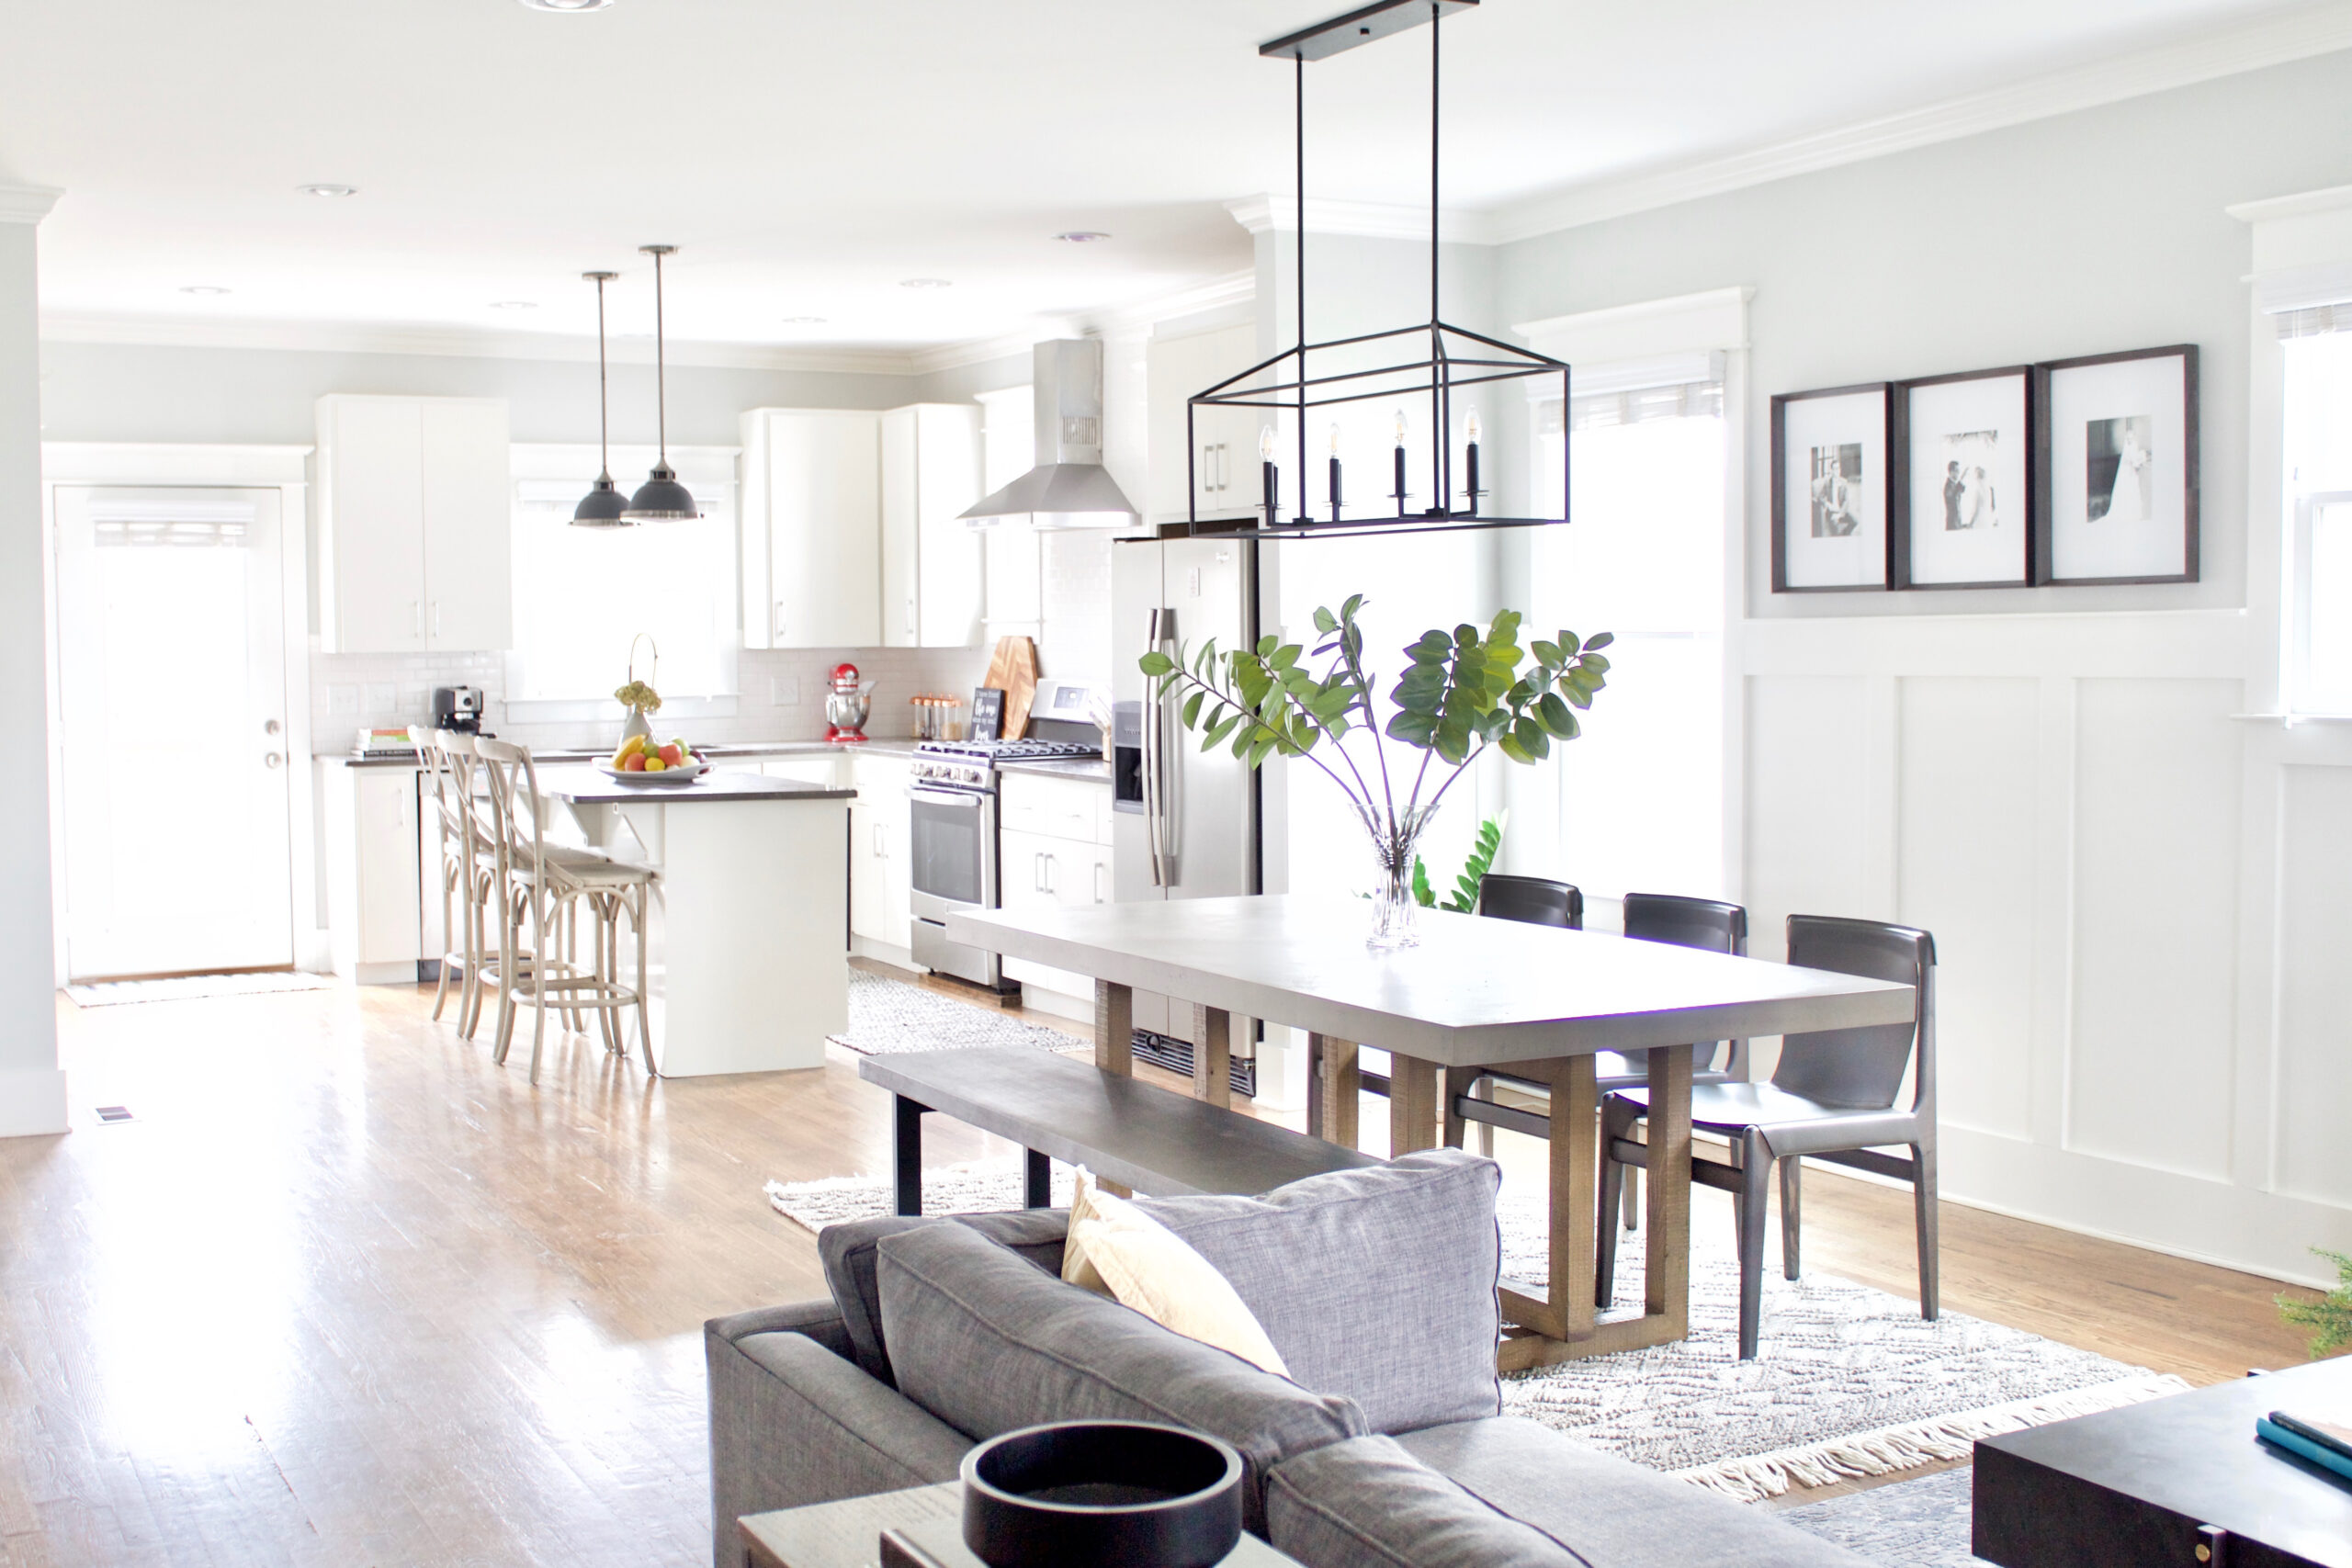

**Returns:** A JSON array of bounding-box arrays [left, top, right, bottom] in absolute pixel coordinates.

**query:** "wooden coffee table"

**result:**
[[1974, 1358, 2352, 1568], [741, 1483, 1301, 1568]]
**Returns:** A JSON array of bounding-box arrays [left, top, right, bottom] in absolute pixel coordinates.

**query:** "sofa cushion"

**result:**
[[1266, 1436, 1585, 1567], [875, 1221, 1365, 1531], [818, 1208, 1069, 1385], [1064, 1170, 1290, 1376], [1396, 1416, 1877, 1567], [1139, 1148, 1502, 1434]]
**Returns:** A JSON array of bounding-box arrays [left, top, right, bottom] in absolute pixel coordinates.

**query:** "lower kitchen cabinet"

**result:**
[[321, 761, 425, 986], [850, 753, 912, 954], [999, 771, 1113, 1005]]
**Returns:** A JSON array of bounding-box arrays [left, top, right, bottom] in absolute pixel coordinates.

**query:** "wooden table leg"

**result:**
[[1307, 1032, 1359, 1147], [1389, 1052, 1441, 1156], [1643, 1042, 1692, 1333], [1190, 1004, 1231, 1109], [1092, 979, 1133, 1194]]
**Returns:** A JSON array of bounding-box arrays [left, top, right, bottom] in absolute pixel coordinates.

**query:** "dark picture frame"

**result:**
[[2031, 344, 2199, 586], [1893, 366, 2036, 590], [1770, 382, 1894, 592], [970, 686, 1006, 741]]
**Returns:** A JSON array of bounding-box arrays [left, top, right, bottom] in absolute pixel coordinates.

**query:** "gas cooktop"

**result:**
[[914, 738, 1101, 763]]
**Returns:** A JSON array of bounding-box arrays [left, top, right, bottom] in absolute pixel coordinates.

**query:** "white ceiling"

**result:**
[[1, 0, 2338, 361]]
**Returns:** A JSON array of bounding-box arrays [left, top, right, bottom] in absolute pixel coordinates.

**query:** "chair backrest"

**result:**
[[1774, 915, 1936, 1113], [1476, 874, 1583, 930], [471, 736, 547, 883], [412, 727, 467, 869], [1622, 893, 1750, 1076]]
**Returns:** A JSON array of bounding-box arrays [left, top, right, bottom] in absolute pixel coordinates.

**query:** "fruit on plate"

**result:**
[[622, 751, 646, 772], [610, 733, 698, 773]]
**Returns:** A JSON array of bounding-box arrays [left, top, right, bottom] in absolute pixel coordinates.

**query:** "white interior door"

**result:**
[[54, 487, 295, 979]]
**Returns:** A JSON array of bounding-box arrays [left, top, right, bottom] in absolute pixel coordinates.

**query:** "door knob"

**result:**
[[264, 718, 282, 736], [264, 751, 283, 769]]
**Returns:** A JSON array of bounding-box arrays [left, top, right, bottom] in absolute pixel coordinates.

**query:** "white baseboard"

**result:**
[[351, 961, 415, 987], [0, 1067, 69, 1137], [849, 936, 915, 969]]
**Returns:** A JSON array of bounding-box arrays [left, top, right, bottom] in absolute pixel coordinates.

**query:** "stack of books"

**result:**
[[352, 728, 419, 760], [2256, 1407, 2352, 1483]]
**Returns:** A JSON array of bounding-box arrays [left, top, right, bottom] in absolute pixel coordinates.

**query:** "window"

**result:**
[[505, 447, 738, 710], [2284, 316, 2352, 714], [1526, 353, 1729, 898]]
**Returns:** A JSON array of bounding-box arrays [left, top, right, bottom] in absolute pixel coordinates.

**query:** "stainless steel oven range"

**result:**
[[906, 679, 1102, 991]]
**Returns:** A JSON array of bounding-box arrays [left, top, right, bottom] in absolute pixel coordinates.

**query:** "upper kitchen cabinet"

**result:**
[[880, 403, 983, 649], [741, 408, 883, 649], [1145, 321, 1261, 527], [316, 395, 512, 652]]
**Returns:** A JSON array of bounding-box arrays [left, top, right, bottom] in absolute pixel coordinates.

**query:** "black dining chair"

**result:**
[[1596, 914, 1937, 1360], [1446, 892, 1750, 1225]]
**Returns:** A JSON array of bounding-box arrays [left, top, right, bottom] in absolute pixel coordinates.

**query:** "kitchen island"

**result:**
[[536, 766, 854, 1077]]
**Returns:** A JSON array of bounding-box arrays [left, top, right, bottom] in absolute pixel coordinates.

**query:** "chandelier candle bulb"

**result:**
[[1261, 424, 1280, 525], [1393, 408, 1409, 513], [1465, 405, 1481, 517], [1329, 423, 1343, 524]]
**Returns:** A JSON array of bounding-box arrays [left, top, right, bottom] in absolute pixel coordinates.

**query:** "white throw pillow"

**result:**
[[1061, 1168, 1291, 1378]]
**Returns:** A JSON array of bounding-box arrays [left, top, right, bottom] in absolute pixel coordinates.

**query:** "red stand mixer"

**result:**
[[824, 661, 874, 744]]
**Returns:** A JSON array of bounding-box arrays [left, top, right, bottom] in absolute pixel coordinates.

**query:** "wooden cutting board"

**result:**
[[983, 636, 1039, 738]]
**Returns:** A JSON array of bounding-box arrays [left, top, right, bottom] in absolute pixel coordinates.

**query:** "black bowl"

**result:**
[[960, 1421, 1245, 1568]]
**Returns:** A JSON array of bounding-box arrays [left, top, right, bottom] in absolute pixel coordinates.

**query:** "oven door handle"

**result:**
[[907, 786, 986, 808]]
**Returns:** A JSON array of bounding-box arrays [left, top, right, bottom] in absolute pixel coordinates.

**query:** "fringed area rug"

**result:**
[[828, 971, 1091, 1057], [763, 1159, 2187, 1504], [65, 971, 337, 1007]]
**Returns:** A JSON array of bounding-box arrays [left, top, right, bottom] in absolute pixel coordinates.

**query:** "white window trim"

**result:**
[[2230, 184, 2352, 719], [503, 442, 743, 720]]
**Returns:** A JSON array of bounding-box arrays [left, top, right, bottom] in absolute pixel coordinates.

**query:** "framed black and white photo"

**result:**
[[1894, 366, 2034, 589], [1771, 383, 1892, 592], [2033, 344, 2199, 585]]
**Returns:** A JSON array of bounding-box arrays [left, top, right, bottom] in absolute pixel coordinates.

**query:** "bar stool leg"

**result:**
[[632, 884, 656, 1077]]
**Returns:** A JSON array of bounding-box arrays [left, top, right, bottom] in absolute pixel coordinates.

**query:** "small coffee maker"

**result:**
[[432, 685, 486, 735]]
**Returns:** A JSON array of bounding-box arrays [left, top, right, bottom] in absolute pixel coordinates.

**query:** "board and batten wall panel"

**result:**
[[2065, 677, 2242, 1181], [1896, 677, 2040, 1145], [2275, 763, 2352, 1209], [1743, 674, 1871, 954]]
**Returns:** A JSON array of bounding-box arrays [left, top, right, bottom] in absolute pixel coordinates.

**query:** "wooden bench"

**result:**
[[856, 1046, 1379, 1216]]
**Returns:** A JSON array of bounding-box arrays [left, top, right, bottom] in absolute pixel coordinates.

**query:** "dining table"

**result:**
[[947, 893, 1917, 1368]]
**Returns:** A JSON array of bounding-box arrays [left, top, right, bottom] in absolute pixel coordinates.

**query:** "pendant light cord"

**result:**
[[652, 249, 670, 464], [595, 274, 613, 481], [1296, 49, 1307, 507]]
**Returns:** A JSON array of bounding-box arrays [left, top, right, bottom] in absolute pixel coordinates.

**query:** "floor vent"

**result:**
[[95, 1105, 133, 1122], [1130, 1030, 1257, 1099]]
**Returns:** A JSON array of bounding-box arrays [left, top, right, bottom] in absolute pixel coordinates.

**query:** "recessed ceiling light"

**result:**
[[1054, 231, 1112, 243], [179, 285, 231, 296], [781, 315, 828, 325], [297, 183, 357, 198], [489, 300, 537, 310], [516, 0, 613, 9], [899, 277, 952, 289]]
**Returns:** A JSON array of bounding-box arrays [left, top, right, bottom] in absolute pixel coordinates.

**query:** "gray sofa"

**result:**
[[707, 1149, 1868, 1568]]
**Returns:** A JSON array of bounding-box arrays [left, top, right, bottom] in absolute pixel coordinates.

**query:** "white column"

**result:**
[[0, 185, 62, 1137]]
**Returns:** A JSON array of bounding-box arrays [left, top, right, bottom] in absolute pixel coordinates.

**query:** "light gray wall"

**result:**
[[36, 341, 923, 447], [913, 350, 1030, 406], [1497, 46, 2352, 618], [1, 217, 62, 1135]]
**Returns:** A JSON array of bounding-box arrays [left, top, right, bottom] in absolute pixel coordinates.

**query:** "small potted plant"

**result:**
[[615, 633, 662, 747], [1140, 595, 1611, 949]]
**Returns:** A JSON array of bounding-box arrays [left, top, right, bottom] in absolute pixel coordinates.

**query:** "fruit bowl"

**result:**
[[594, 759, 707, 786]]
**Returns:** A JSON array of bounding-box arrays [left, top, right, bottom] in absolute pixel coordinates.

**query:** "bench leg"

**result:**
[[893, 1095, 930, 1217], [1024, 1148, 1051, 1209]]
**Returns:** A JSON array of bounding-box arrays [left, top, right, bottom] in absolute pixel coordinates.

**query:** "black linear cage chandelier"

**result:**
[[1187, 0, 1571, 541]]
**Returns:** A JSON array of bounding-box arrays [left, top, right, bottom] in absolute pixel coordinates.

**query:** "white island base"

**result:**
[[547, 768, 851, 1077]]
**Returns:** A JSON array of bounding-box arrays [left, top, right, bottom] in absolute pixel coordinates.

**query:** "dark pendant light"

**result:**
[[571, 269, 630, 527], [622, 243, 701, 522]]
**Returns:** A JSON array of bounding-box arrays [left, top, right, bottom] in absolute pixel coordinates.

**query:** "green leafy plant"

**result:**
[[1412, 814, 1505, 912], [2278, 1248, 2352, 1358], [1138, 596, 1611, 911]]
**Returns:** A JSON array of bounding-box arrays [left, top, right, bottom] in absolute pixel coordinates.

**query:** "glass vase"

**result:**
[[1360, 803, 1438, 952]]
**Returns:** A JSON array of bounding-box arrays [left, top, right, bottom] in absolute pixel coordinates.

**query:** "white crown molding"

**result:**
[[1487, 0, 2352, 244], [38, 311, 919, 374], [1225, 194, 1497, 245], [0, 184, 62, 224], [2228, 180, 2352, 224]]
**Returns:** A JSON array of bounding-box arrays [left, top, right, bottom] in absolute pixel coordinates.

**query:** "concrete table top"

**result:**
[[947, 894, 1915, 1069]]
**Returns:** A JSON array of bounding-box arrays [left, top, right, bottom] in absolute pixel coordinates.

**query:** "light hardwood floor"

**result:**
[[0, 968, 2316, 1565]]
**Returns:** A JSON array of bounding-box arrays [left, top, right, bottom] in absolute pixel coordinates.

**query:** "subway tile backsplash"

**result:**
[[311, 644, 991, 755]]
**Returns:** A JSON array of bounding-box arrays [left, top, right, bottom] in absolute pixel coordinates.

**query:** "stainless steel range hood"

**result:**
[[960, 338, 1139, 530]]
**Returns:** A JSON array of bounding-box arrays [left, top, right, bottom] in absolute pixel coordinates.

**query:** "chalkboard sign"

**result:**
[[970, 687, 1006, 741]]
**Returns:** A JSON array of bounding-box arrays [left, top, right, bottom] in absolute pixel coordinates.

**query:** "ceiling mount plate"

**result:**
[[1260, 0, 1476, 62]]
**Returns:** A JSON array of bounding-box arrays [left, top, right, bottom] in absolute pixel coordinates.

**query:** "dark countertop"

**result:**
[[994, 758, 1113, 784], [534, 765, 856, 804]]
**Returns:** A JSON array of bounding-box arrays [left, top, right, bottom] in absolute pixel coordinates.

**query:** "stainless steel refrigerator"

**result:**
[[1112, 535, 1261, 1045]]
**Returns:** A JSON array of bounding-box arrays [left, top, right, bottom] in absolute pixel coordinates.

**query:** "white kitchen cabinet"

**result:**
[[849, 753, 912, 951], [999, 771, 1114, 1002], [1146, 321, 1262, 526], [758, 754, 846, 788], [881, 404, 983, 649], [322, 762, 424, 985], [741, 408, 883, 649], [316, 395, 512, 652]]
